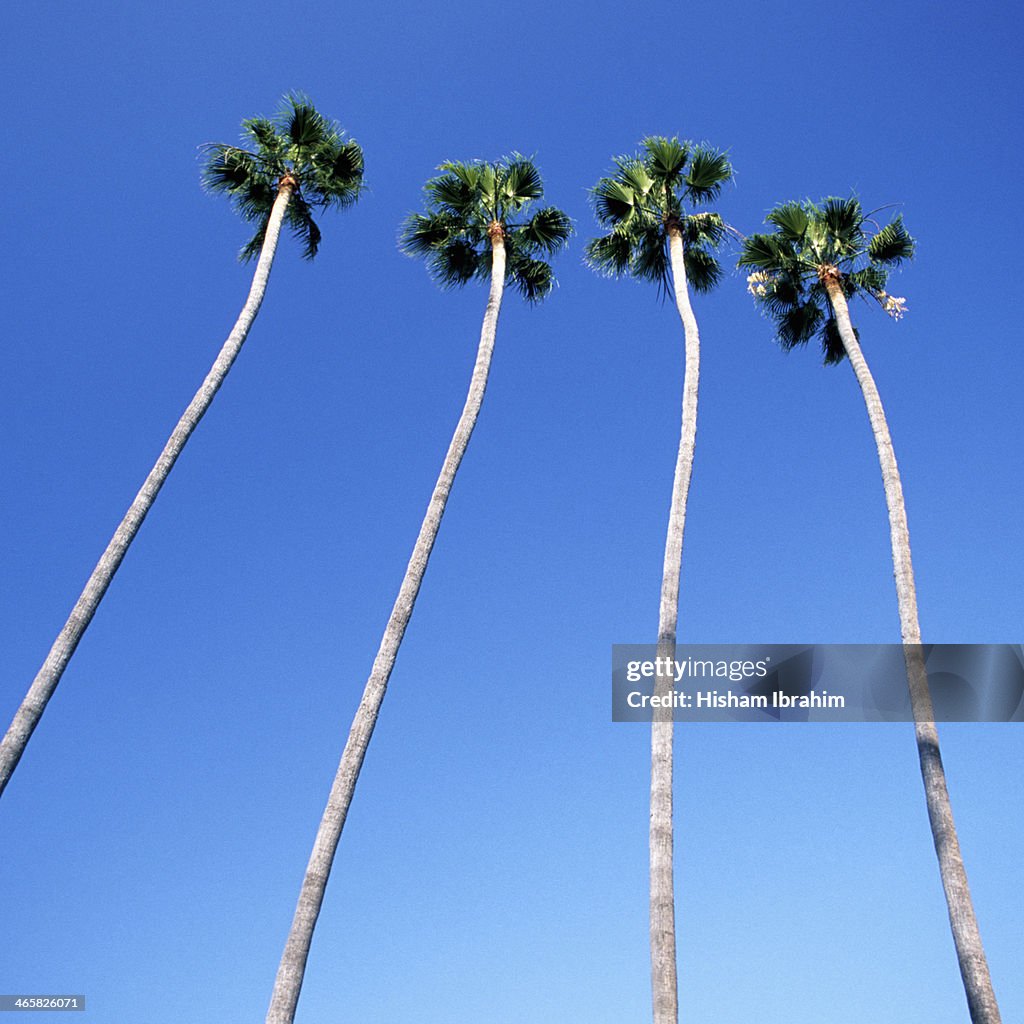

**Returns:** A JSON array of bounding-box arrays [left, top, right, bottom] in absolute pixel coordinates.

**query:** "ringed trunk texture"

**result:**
[[265, 233, 507, 1024], [0, 182, 295, 800], [648, 225, 700, 1024], [825, 279, 1001, 1024]]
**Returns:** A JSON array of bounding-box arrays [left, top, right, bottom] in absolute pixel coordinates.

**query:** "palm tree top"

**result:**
[[584, 136, 734, 296], [738, 195, 915, 364], [202, 92, 364, 261], [399, 154, 572, 303]]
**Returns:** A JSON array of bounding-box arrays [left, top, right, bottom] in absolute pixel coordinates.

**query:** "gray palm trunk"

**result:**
[[825, 278, 1001, 1024], [265, 231, 507, 1024], [0, 181, 296, 800], [649, 224, 700, 1024]]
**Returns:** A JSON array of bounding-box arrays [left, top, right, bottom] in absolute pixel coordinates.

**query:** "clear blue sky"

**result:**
[[2, 2, 1021, 1022]]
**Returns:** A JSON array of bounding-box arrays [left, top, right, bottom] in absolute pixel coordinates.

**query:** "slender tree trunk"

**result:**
[[265, 229, 507, 1024], [0, 181, 296, 800], [648, 224, 700, 1024], [825, 277, 1001, 1024]]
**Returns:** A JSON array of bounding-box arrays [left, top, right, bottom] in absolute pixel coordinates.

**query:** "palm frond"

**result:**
[[867, 215, 915, 265], [777, 301, 824, 350], [508, 254, 554, 303], [631, 225, 670, 291], [583, 231, 633, 278], [330, 139, 364, 182], [476, 162, 497, 216], [762, 270, 805, 313], [234, 178, 276, 223], [738, 232, 795, 271], [821, 317, 853, 365], [616, 158, 658, 206], [642, 136, 690, 180], [242, 118, 283, 158], [440, 160, 481, 191], [683, 145, 732, 203], [502, 157, 544, 206], [428, 238, 487, 289], [847, 265, 888, 296], [820, 196, 863, 253], [765, 201, 810, 243], [518, 206, 573, 254], [684, 211, 726, 249], [592, 176, 637, 226], [286, 193, 321, 259], [239, 212, 271, 263], [399, 211, 461, 257], [282, 96, 330, 149], [202, 146, 263, 194], [425, 171, 478, 218], [683, 246, 722, 294]]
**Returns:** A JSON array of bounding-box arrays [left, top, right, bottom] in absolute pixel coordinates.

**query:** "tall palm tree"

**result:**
[[739, 196, 1001, 1024], [0, 95, 364, 799], [265, 156, 570, 1024], [585, 137, 733, 1024]]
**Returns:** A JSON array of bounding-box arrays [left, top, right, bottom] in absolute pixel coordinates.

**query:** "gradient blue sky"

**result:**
[[2, 2, 1021, 1022]]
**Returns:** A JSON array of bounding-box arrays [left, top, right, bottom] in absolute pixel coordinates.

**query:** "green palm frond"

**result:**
[[684, 211, 726, 250], [820, 196, 863, 253], [241, 118, 283, 160], [631, 225, 671, 291], [777, 302, 824, 350], [502, 157, 544, 206], [520, 206, 574, 254], [616, 158, 658, 206], [426, 171, 479, 218], [203, 94, 363, 262], [285, 192, 322, 260], [233, 177, 276, 222], [821, 317, 853, 365], [239, 214, 271, 262], [508, 254, 554, 303], [583, 232, 633, 277], [740, 196, 915, 365], [283, 96, 329, 149], [202, 147, 262, 194], [867, 216, 914, 265], [592, 176, 637, 227], [762, 270, 806, 314], [847, 265, 888, 296], [683, 145, 732, 203], [642, 136, 690, 180], [737, 232, 795, 272], [399, 211, 461, 257], [441, 161, 482, 191], [683, 246, 723, 294], [433, 238, 488, 289], [765, 202, 810, 243]]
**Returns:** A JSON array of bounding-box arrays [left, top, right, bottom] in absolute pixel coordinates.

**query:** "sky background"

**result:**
[[2, 2, 1021, 1022]]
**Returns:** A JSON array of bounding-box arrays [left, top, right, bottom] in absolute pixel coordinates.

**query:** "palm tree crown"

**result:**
[[584, 136, 732, 293], [202, 93, 364, 260], [400, 155, 572, 300], [738, 196, 915, 362]]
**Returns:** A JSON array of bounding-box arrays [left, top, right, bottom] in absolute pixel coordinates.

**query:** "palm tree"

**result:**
[[0, 94, 364, 799], [585, 137, 733, 1024], [739, 196, 1001, 1024], [265, 156, 570, 1024]]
